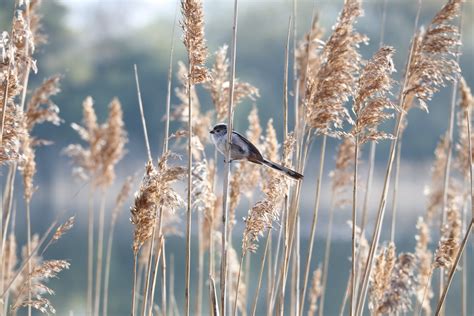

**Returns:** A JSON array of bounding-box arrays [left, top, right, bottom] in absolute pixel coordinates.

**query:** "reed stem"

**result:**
[[232, 252, 245, 316], [318, 198, 336, 316], [87, 190, 95, 315], [26, 202, 31, 316], [220, 1, 239, 315], [132, 254, 138, 316], [355, 2, 422, 310], [103, 202, 119, 316], [350, 136, 360, 316], [94, 190, 107, 316], [185, 46, 193, 316], [389, 139, 402, 243], [251, 229, 271, 316], [299, 135, 327, 316]]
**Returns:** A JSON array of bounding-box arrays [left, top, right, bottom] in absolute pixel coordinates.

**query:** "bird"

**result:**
[[209, 123, 303, 180]]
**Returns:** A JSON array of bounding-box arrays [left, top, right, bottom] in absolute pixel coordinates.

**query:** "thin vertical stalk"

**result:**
[[435, 220, 474, 315], [149, 236, 164, 316], [94, 190, 107, 316], [318, 198, 336, 316], [267, 227, 274, 314], [232, 252, 245, 316], [134, 64, 155, 316], [210, 276, 220, 316], [145, 5, 178, 313], [355, 110, 403, 316], [170, 254, 177, 316], [103, 204, 118, 316], [87, 190, 95, 316], [26, 202, 32, 316], [350, 136, 360, 316], [416, 268, 434, 316], [161, 241, 168, 316], [299, 135, 327, 316], [339, 272, 352, 316], [1, 165, 15, 302], [141, 228, 156, 316], [355, 2, 422, 311], [244, 252, 251, 313], [277, 130, 312, 315], [469, 106, 474, 219], [251, 229, 271, 316], [163, 0, 178, 154], [360, 140, 375, 232], [134, 65, 152, 162], [361, 0, 389, 227], [220, 1, 239, 315], [438, 9, 464, 306], [461, 202, 467, 316], [185, 46, 193, 316], [389, 139, 402, 242], [132, 254, 138, 316], [294, 219, 300, 316], [438, 65, 461, 316], [196, 212, 204, 316]]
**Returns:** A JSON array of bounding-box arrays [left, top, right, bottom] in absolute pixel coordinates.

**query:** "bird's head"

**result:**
[[210, 123, 227, 137]]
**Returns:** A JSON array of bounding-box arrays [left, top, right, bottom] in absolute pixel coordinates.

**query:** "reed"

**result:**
[[1, 0, 473, 315]]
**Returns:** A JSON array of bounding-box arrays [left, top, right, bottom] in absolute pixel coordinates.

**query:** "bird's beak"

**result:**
[[210, 130, 215, 134]]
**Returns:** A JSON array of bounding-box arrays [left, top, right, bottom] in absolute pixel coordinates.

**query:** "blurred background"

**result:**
[[1, 0, 473, 314]]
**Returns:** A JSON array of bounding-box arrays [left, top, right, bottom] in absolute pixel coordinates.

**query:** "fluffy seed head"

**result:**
[[304, 0, 368, 135]]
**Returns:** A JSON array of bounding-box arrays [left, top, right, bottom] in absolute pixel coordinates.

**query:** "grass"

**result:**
[[0, 0, 473, 315]]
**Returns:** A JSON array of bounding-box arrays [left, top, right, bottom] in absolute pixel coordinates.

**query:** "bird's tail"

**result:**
[[262, 159, 303, 180]]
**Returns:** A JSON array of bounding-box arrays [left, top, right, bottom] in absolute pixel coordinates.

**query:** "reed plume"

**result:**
[[376, 253, 417, 314], [304, 0, 367, 134], [433, 201, 461, 270], [180, 0, 208, 85], [454, 77, 473, 175], [0, 95, 26, 165], [369, 242, 396, 314], [52, 216, 75, 242], [403, 0, 462, 112], [25, 75, 61, 131], [12, 260, 70, 314], [96, 98, 127, 188], [351, 46, 397, 143], [330, 138, 355, 207], [307, 267, 322, 316], [172, 61, 212, 144], [130, 154, 185, 254], [295, 14, 324, 98], [425, 135, 450, 222], [205, 45, 259, 122]]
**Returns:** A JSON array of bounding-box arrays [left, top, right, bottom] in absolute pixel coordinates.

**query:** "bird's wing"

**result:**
[[232, 131, 264, 161]]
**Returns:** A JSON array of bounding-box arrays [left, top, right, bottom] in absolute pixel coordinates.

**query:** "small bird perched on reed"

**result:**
[[210, 123, 303, 180]]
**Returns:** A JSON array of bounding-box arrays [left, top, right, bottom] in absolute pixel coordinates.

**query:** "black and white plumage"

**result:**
[[209, 123, 303, 180]]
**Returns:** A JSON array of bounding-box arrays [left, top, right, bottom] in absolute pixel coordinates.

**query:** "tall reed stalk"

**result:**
[[437, 12, 463, 314], [299, 135, 326, 315], [355, 5, 422, 312], [94, 190, 107, 316], [350, 135, 359, 316], [87, 190, 94, 315], [132, 64, 153, 315], [220, 1, 239, 314], [185, 49, 193, 316]]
